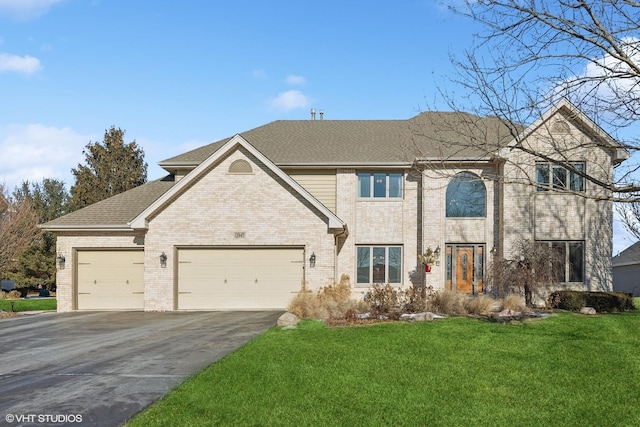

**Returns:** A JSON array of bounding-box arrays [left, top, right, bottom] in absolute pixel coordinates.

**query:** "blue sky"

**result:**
[[0, 0, 635, 252]]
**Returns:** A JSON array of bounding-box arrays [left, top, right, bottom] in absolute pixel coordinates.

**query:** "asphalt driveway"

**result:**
[[0, 311, 281, 426]]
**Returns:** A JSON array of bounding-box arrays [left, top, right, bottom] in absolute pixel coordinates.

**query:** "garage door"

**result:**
[[77, 250, 145, 310], [177, 248, 304, 310]]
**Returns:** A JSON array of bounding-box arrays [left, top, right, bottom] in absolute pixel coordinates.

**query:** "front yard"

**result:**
[[128, 310, 640, 426]]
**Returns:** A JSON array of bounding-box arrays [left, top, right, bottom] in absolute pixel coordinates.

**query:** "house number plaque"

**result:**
[[234, 232, 246, 238]]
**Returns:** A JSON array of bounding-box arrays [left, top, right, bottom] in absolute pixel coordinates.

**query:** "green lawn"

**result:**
[[129, 312, 640, 427], [0, 298, 56, 312]]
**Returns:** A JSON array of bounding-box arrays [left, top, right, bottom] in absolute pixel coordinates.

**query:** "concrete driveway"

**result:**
[[0, 311, 281, 426]]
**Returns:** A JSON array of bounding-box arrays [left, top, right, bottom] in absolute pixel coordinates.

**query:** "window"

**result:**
[[356, 246, 402, 285], [228, 159, 253, 174], [538, 241, 584, 282], [358, 173, 403, 199], [536, 162, 585, 192], [446, 172, 486, 217]]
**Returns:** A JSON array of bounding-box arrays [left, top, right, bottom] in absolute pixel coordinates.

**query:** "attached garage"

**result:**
[[76, 250, 145, 310], [177, 247, 304, 310]]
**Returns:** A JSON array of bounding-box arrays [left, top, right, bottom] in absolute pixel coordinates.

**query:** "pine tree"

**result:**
[[70, 126, 147, 210]]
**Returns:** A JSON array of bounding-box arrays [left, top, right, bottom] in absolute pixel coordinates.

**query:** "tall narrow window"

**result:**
[[536, 163, 549, 191], [569, 162, 585, 192], [446, 172, 486, 217]]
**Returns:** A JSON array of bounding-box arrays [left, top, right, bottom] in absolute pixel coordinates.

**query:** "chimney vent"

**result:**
[[320, 109, 324, 120], [310, 108, 316, 120]]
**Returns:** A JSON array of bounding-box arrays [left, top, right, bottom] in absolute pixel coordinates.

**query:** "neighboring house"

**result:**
[[43, 99, 628, 311], [612, 241, 640, 296]]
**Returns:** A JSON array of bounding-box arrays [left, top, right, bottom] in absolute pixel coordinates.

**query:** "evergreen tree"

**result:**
[[70, 126, 147, 210]]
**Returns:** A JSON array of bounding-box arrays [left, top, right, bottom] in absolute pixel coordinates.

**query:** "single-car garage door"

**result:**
[[177, 248, 304, 310], [77, 250, 144, 310]]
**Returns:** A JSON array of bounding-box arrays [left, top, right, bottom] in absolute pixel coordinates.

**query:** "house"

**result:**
[[612, 241, 640, 296], [43, 99, 627, 311]]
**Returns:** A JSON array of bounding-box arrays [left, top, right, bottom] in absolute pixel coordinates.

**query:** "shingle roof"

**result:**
[[43, 112, 517, 230], [613, 241, 640, 266], [160, 112, 517, 167], [43, 177, 177, 228]]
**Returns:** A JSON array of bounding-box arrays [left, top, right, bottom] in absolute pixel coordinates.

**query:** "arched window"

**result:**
[[228, 159, 253, 174], [446, 172, 486, 217]]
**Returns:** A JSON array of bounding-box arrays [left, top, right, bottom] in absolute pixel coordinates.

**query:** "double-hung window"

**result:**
[[356, 246, 402, 285], [535, 162, 585, 192], [358, 173, 403, 199]]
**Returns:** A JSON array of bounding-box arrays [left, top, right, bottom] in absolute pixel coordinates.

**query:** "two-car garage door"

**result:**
[[177, 248, 304, 310]]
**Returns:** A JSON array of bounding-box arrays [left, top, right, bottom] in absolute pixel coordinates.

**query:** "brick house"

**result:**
[[43, 99, 627, 311]]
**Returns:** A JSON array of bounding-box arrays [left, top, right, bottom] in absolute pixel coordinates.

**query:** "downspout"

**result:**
[[334, 226, 349, 284]]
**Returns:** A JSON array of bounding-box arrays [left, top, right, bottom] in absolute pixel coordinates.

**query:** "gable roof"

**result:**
[[42, 177, 177, 231], [499, 98, 629, 163], [130, 135, 346, 231], [612, 241, 640, 267], [159, 112, 516, 170]]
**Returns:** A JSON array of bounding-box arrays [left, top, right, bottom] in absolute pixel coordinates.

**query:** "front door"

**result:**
[[455, 247, 474, 293]]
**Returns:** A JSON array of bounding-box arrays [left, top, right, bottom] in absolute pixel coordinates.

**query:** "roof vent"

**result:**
[[320, 109, 324, 120], [311, 108, 316, 120]]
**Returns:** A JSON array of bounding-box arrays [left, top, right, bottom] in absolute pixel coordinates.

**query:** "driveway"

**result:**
[[0, 311, 281, 426]]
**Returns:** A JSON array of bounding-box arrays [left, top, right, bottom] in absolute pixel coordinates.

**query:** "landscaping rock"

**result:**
[[400, 312, 440, 322], [498, 309, 522, 318], [277, 312, 300, 327], [580, 306, 597, 315]]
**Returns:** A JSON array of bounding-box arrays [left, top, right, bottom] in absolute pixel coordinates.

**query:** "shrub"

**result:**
[[5, 290, 21, 300], [287, 275, 359, 320], [500, 294, 527, 312], [430, 290, 467, 315], [547, 291, 636, 313], [464, 294, 496, 315], [366, 284, 400, 317]]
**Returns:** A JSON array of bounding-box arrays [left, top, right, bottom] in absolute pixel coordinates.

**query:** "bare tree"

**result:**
[[433, 1, 640, 202], [0, 185, 42, 278], [485, 239, 564, 306]]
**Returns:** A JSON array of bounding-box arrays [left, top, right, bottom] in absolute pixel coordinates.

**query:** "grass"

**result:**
[[128, 311, 640, 427], [0, 298, 56, 312]]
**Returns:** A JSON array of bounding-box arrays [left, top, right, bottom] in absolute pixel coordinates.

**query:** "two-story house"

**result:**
[[43, 99, 627, 311]]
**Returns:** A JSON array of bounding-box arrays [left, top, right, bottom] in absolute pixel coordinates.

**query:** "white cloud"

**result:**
[[552, 37, 640, 116], [0, 53, 41, 74], [269, 90, 310, 111], [0, 0, 64, 20], [285, 74, 306, 85], [251, 69, 267, 79], [0, 124, 94, 190]]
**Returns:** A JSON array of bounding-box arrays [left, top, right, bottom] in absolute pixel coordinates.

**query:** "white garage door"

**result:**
[[177, 248, 304, 310], [77, 250, 145, 310]]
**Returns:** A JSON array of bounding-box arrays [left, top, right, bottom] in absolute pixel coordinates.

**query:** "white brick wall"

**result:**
[[143, 148, 338, 310]]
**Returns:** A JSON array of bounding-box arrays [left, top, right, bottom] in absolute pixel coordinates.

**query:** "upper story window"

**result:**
[[358, 172, 403, 199], [446, 172, 486, 218], [535, 162, 585, 192]]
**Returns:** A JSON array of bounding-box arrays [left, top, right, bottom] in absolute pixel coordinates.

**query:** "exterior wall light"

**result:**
[[160, 252, 168, 268], [56, 254, 66, 270], [434, 245, 441, 266], [309, 252, 316, 268]]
